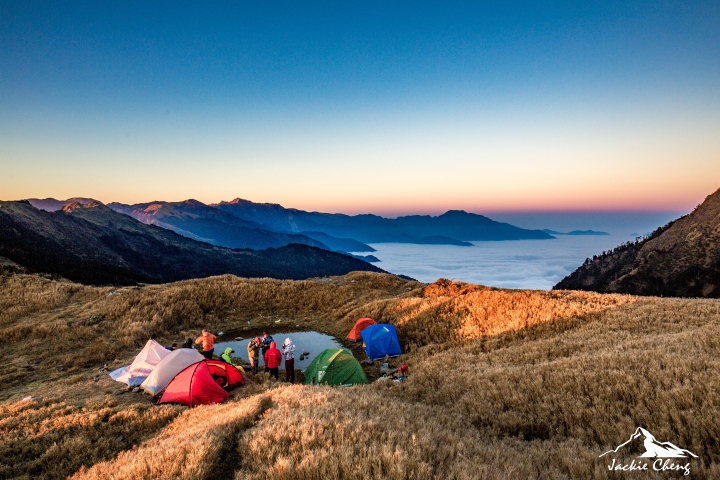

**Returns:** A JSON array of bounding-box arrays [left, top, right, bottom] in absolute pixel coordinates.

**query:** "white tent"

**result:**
[[109, 339, 170, 386], [141, 348, 205, 395]]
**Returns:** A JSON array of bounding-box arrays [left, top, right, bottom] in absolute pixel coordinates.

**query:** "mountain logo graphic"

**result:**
[[600, 428, 698, 459]]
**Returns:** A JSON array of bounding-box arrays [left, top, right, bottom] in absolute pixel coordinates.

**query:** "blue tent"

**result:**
[[361, 324, 402, 360]]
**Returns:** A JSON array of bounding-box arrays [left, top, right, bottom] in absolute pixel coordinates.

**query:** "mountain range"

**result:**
[[555, 188, 720, 298], [31, 197, 554, 254], [0, 200, 384, 285], [213, 198, 553, 244]]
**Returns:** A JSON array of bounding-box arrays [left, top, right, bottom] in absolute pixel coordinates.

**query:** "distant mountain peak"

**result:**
[[143, 203, 164, 213], [61, 200, 104, 213], [28, 197, 98, 212], [214, 197, 283, 208]]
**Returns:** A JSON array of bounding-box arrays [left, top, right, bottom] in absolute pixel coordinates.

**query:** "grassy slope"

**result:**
[[1, 271, 719, 479], [555, 187, 720, 298]]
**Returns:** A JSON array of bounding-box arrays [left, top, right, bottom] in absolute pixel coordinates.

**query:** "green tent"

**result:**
[[304, 348, 369, 386]]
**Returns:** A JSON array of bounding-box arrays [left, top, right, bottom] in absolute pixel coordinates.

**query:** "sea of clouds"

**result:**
[[364, 234, 638, 290]]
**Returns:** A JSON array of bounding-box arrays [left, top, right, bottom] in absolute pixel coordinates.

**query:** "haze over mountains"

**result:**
[[213, 198, 553, 244], [0, 200, 384, 285], [31, 197, 555, 253], [107, 200, 340, 251], [22, 192, 720, 298], [555, 188, 720, 298]]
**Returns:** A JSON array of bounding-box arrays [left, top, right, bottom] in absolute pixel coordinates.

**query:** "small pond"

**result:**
[[214, 331, 343, 371]]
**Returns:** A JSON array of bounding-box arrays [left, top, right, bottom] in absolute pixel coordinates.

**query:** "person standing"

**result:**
[[260, 331, 274, 365], [247, 337, 261, 375], [264, 340, 282, 380], [195, 329, 216, 360], [281, 338, 296, 383]]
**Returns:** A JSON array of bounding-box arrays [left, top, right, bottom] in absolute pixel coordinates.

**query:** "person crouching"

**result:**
[[264, 340, 282, 380], [281, 337, 296, 383]]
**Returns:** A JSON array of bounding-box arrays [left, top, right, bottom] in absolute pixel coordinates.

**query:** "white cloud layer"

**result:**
[[365, 234, 637, 290]]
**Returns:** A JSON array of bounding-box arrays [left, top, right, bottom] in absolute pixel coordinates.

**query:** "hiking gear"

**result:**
[[304, 348, 369, 386], [158, 361, 229, 407], [347, 318, 376, 342], [141, 348, 204, 395], [204, 359, 244, 388], [264, 341, 282, 369], [361, 324, 402, 360], [109, 339, 169, 386]]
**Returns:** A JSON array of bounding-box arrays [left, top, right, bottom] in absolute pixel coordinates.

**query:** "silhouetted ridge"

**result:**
[[555, 187, 720, 298], [0, 200, 385, 286], [213, 199, 553, 244]]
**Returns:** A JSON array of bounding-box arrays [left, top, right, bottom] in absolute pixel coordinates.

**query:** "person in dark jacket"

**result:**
[[263, 341, 282, 380], [260, 331, 273, 365], [181, 338, 194, 349]]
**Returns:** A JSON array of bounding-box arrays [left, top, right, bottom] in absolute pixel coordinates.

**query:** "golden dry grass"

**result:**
[[0, 395, 180, 480], [71, 395, 273, 480], [392, 279, 632, 347], [2, 271, 720, 479]]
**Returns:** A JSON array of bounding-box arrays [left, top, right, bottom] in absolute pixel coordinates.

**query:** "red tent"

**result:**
[[159, 361, 235, 407], [347, 317, 377, 342], [205, 359, 244, 388]]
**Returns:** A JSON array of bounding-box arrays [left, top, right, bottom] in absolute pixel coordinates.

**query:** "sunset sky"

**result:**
[[2, 1, 719, 216]]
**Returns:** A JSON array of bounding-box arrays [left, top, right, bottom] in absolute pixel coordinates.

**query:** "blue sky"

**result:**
[[2, 1, 719, 214]]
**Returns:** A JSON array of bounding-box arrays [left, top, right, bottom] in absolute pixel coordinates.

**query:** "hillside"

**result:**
[[27, 197, 96, 211], [1, 270, 719, 479], [106, 200, 344, 251], [0, 200, 384, 286], [214, 198, 553, 244], [555, 187, 720, 297]]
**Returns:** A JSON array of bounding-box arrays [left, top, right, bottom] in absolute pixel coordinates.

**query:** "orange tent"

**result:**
[[347, 317, 377, 342]]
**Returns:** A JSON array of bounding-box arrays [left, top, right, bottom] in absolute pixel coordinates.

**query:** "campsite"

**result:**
[[3, 1, 719, 477], [2, 270, 720, 479]]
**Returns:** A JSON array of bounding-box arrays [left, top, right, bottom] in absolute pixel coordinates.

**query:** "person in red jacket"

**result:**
[[263, 340, 282, 380]]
